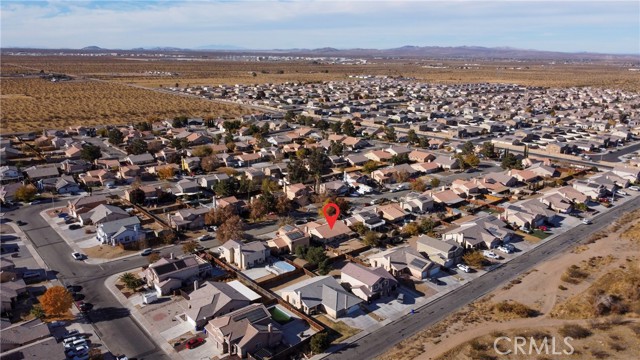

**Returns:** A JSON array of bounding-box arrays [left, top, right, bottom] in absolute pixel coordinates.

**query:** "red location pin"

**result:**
[[322, 203, 340, 229]]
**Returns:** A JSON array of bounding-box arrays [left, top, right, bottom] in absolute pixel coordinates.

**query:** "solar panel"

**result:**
[[233, 307, 267, 324]]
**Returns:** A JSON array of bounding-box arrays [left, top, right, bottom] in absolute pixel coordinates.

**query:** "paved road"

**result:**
[[7, 200, 176, 360], [324, 196, 640, 360]]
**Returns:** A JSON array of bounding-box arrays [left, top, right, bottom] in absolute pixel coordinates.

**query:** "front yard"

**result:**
[[83, 245, 137, 259], [315, 314, 361, 344]]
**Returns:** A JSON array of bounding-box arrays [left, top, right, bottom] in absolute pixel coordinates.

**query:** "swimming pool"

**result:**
[[272, 261, 295, 273]]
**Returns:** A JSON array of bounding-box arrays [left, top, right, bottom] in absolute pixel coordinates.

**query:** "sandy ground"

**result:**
[[383, 215, 640, 360]]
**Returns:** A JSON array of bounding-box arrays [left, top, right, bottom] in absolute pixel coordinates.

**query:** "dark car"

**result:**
[[16, 220, 27, 226], [66, 285, 82, 293], [79, 303, 93, 312], [185, 337, 204, 349], [69, 224, 81, 230], [72, 293, 85, 301]]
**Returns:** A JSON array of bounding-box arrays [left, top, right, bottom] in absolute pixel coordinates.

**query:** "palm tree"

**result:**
[[119, 272, 139, 291]]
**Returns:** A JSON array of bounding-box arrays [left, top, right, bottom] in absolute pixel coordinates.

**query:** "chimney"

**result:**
[[170, 252, 174, 260], [193, 280, 198, 290], [267, 323, 272, 332]]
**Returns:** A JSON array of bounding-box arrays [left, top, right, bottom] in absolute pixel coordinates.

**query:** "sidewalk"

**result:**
[[104, 272, 183, 360]]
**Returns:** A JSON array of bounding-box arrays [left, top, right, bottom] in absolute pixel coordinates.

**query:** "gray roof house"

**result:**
[[340, 262, 398, 301], [415, 235, 463, 268], [280, 275, 362, 319], [96, 216, 144, 246], [183, 281, 252, 330]]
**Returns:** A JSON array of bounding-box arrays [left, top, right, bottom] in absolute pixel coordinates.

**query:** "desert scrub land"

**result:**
[[3, 55, 640, 91], [0, 77, 249, 133]]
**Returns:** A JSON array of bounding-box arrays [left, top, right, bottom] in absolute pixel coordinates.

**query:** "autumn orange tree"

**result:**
[[39, 286, 73, 316], [157, 167, 175, 180]]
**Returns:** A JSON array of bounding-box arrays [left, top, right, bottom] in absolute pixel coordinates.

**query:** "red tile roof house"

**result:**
[[142, 254, 213, 295], [305, 220, 354, 244], [181, 281, 251, 330], [205, 303, 283, 358], [340, 262, 398, 302], [367, 246, 439, 280]]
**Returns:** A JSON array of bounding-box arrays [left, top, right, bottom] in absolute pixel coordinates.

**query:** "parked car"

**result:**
[[16, 220, 27, 226], [370, 198, 383, 205], [582, 218, 592, 225], [62, 336, 82, 346], [72, 293, 85, 301], [185, 337, 205, 349], [196, 234, 211, 242], [483, 250, 501, 260], [79, 303, 93, 312], [71, 252, 85, 260], [497, 245, 513, 254], [49, 320, 66, 328], [628, 186, 640, 191], [616, 190, 627, 196], [65, 344, 89, 357], [457, 264, 471, 273], [140, 248, 153, 256], [66, 285, 82, 293], [64, 339, 87, 349], [396, 293, 404, 304], [69, 224, 82, 230]]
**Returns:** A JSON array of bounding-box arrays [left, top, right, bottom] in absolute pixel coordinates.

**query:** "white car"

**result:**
[[197, 234, 211, 242], [71, 252, 84, 260], [140, 248, 153, 256], [457, 264, 471, 273], [629, 186, 640, 191], [582, 218, 592, 225], [497, 245, 513, 254], [616, 190, 627, 196], [483, 250, 500, 260]]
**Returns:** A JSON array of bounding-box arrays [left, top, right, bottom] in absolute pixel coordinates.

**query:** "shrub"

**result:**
[[558, 324, 592, 339]]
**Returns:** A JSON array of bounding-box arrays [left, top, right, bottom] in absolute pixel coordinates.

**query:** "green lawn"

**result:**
[[530, 229, 550, 239]]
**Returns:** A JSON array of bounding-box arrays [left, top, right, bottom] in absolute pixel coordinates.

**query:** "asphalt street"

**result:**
[[324, 195, 640, 360], [7, 199, 176, 360]]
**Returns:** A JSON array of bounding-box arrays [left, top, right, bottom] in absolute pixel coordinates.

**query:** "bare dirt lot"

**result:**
[[379, 210, 640, 360]]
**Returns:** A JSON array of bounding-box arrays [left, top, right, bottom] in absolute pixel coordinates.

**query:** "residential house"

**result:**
[[415, 235, 463, 268], [88, 204, 130, 225], [432, 156, 460, 170], [540, 193, 574, 213], [503, 200, 556, 229], [280, 275, 362, 319], [0, 166, 22, 183], [408, 150, 436, 163], [236, 153, 263, 167], [1, 278, 27, 314], [96, 216, 144, 246], [305, 220, 354, 243], [400, 192, 434, 213], [442, 215, 513, 249], [345, 209, 386, 230], [174, 179, 200, 195], [318, 180, 349, 196], [168, 207, 209, 230], [219, 240, 269, 270], [375, 203, 409, 223], [0, 319, 55, 354], [284, 183, 312, 204], [0, 183, 27, 204], [557, 186, 590, 204], [181, 157, 201, 173], [213, 196, 247, 213], [143, 255, 214, 295], [24, 165, 59, 181], [451, 179, 482, 197], [368, 246, 439, 279], [68, 195, 108, 219], [364, 150, 393, 162], [37, 175, 79, 194], [125, 153, 155, 166], [118, 165, 142, 183], [340, 262, 397, 301], [81, 169, 116, 187], [197, 173, 230, 190], [183, 281, 251, 330], [267, 225, 310, 253], [205, 304, 282, 358]]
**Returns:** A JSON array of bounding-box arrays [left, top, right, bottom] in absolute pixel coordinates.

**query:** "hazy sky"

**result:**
[[1, 1, 638, 54]]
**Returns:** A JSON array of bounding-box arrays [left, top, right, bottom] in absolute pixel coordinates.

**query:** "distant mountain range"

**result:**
[[12, 45, 640, 61]]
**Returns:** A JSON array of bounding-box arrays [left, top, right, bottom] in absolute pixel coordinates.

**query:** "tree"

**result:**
[[30, 304, 45, 319], [463, 251, 487, 268], [402, 222, 420, 236], [214, 180, 232, 197], [464, 153, 480, 168], [39, 286, 73, 316], [128, 188, 145, 205], [461, 141, 475, 155], [407, 129, 419, 144], [351, 222, 368, 236], [480, 141, 497, 159], [390, 153, 410, 165], [216, 215, 244, 243], [411, 178, 427, 192], [394, 170, 410, 183], [419, 218, 436, 234], [287, 157, 308, 183], [172, 116, 187, 128], [157, 166, 175, 180], [96, 128, 109, 137], [200, 155, 219, 172], [275, 195, 292, 215], [277, 216, 295, 227], [362, 161, 379, 174], [80, 144, 102, 162], [250, 197, 269, 222], [310, 332, 331, 354], [384, 126, 397, 142], [126, 139, 148, 155], [171, 137, 189, 150], [419, 137, 430, 148], [182, 240, 199, 254], [430, 177, 441, 188], [501, 152, 523, 170], [317, 259, 331, 275], [305, 246, 328, 265], [318, 197, 350, 218], [363, 231, 380, 247], [192, 145, 213, 158], [342, 119, 356, 136], [119, 272, 142, 291], [108, 129, 124, 145], [14, 185, 37, 202]]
